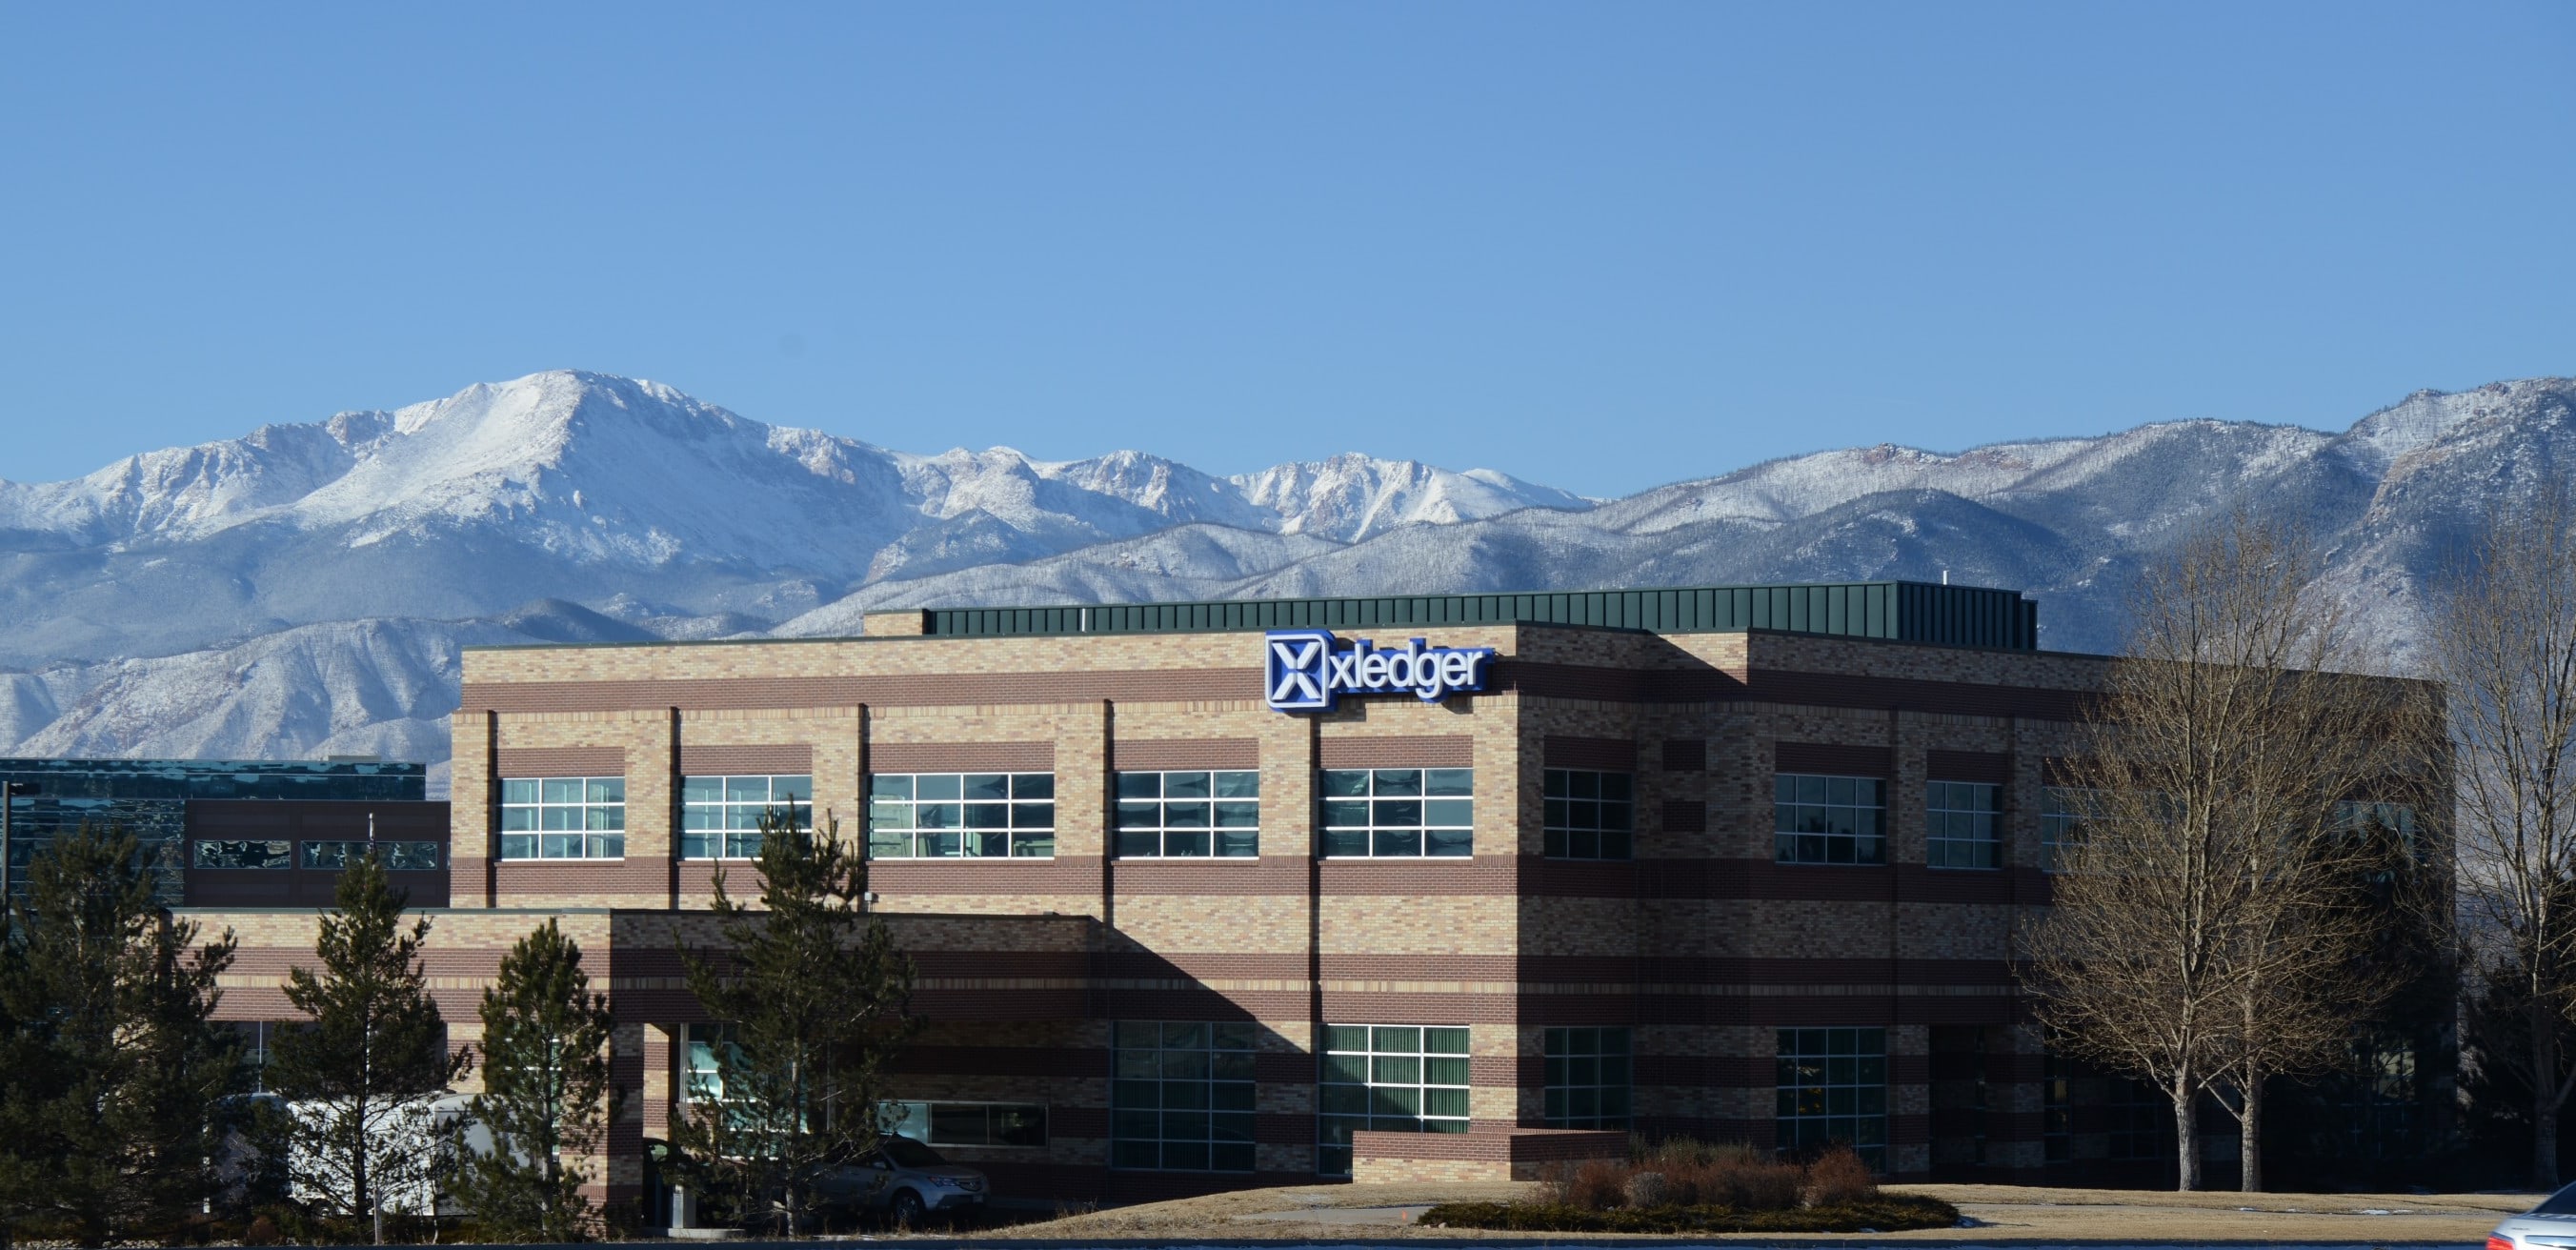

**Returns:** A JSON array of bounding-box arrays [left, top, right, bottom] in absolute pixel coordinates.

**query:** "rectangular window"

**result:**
[[1542, 770, 1633, 859], [195, 839, 292, 870], [1776, 1026, 1887, 1169], [2042, 1050, 2071, 1162], [1110, 1021, 1257, 1173], [498, 776, 626, 860], [1318, 769, 1473, 858], [682, 774, 813, 859], [1317, 1024, 1470, 1175], [2041, 787, 2099, 871], [684, 1022, 739, 1107], [2105, 1074, 2172, 1160], [1116, 771, 1260, 857], [881, 1100, 1047, 1148], [1924, 780, 2002, 870], [302, 840, 441, 871], [1542, 1026, 1631, 1128], [1775, 775, 1886, 865], [865, 773, 1055, 859]]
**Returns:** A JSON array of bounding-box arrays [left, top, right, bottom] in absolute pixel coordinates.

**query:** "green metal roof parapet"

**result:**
[[921, 580, 2040, 651]]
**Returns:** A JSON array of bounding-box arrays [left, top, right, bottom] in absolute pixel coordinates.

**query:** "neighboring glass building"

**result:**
[[0, 757, 426, 902]]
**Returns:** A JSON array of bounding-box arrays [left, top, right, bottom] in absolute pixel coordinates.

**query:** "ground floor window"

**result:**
[[2105, 1074, 2171, 1160], [881, 1100, 1047, 1147], [1318, 1024, 1470, 1176], [2043, 1051, 2072, 1162], [303, 839, 440, 871], [1542, 1026, 1631, 1128], [1111, 1021, 1256, 1173], [1776, 1026, 1887, 1169]]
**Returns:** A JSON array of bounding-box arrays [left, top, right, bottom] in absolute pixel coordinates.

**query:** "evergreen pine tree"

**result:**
[[452, 919, 618, 1241], [0, 825, 242, 1247], [671, 808, 916, 1236], [260, 852, 470, 1243]]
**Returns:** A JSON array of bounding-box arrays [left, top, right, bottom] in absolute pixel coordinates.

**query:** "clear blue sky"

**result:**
[[3, 4, 2570, 496]]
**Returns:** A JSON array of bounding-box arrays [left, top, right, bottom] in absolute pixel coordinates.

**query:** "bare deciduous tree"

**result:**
[[2024, 512, 2415, 1191], [2435, 490, 2576, 1187]]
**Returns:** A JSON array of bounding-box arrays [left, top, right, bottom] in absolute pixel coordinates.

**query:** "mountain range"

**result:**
[[3, 369, 2566, 796]]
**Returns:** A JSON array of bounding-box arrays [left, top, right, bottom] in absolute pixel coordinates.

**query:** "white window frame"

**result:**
[[1115, 770, 1260, 858], [498, 776, 626, 860], [1316, 1023, 1471, 1176], [1318, 768, 1474, 858], [865, 772, 1057, 859], [681, 773, 814, 860]]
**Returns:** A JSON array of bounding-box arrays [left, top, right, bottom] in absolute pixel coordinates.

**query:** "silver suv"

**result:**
[[819, 1137, 990, 1225], [2488, 1182, 2576, 1249]]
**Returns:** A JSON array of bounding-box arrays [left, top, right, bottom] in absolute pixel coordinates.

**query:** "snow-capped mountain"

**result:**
[[1, 370, 2567, 793]]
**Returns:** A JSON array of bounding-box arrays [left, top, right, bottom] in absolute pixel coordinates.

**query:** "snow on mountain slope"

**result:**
[[2, 371, 2570, 776]]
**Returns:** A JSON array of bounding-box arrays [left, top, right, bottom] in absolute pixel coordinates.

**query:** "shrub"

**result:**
[[1622, 1170, 1667, 1208], [1567, 1159, 1628, 1211], [1801, 1143, 1879, 1207]]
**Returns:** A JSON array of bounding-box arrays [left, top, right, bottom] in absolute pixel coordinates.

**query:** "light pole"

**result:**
[[0, 778, 33, 900]]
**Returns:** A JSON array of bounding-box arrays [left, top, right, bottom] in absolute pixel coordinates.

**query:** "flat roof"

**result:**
[[920, 580, 2039, 651]]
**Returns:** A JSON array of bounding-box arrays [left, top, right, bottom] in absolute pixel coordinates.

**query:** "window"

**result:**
[[684, 1022, 740, 1107], [1542, 1026, 1630, 1128], [1775, 775, 1886, 865], [1116, 771, 1259, 857], [303, 840, 441, 871], [1318, 769, 1473, 857], [882, 1100, 1047, 1147], [1318, 1024, 1470, 1175], [195, 839, 291, 869], [499, 776, 625, 859], [682, 774, 812, 859], [865, 773, 1055, 858], [1111, 1021, 1256, 1173], [2104, 1074, 2172, 1160], [1924, 780, 2002, 870], [2041, 787, 2099, 871], [2042, 1050, 2071, 1162], [1542, 770, 1632, 859], [1776, 1026, 1886, 1169]]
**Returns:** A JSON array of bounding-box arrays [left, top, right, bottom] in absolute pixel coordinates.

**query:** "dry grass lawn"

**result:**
[[906, 1179, 2540, 1242]]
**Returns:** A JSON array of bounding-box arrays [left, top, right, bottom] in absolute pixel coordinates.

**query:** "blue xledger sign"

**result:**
[[1264, 630, 1496, 713]]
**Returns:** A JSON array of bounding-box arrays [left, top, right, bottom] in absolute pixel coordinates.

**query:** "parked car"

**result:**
[[817, 1137, 990, 1224], [2489, 1181, 2576, 1249]]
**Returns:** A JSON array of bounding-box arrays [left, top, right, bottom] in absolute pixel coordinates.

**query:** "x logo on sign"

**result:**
[[1269, 635, 1326, 706]]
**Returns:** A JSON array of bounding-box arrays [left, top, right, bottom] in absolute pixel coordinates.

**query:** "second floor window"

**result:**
[[1319, 768, 1473, 858], [2041, 786, 2100, 871], [682, 774, 813, 859], [866, 773, 1055, 858], [1542, 770, 1632, 859], [1924, 780, 2002, 869], [1775, 774, 1885, 865], [1117, 770, 1260, 857], [499, 776, 625, 859]]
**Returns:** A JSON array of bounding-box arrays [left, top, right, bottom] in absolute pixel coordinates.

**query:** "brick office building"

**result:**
[[178, 580, 2440, 1204]]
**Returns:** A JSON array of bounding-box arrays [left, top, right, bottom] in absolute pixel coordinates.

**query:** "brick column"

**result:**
[[448, 709, 495, 908]]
